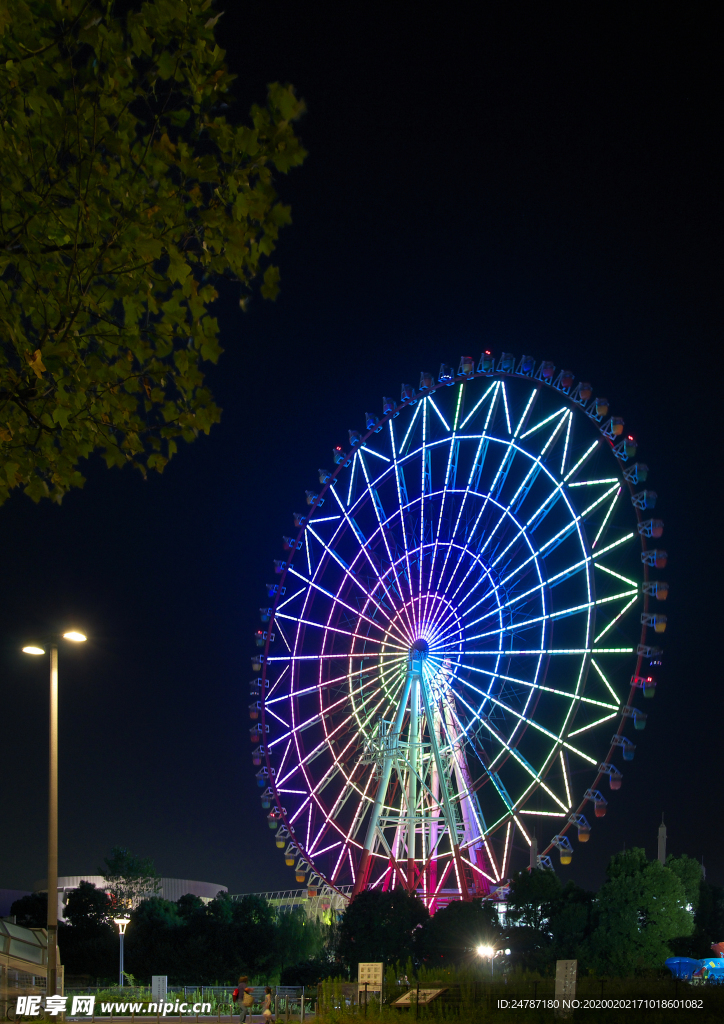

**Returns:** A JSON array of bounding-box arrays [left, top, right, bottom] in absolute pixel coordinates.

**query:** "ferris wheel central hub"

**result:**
[[410, 638, 429, 658]]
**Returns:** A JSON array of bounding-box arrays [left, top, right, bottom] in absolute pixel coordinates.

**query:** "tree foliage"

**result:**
[[666, 854, 703, 911], [588, 848, 694, 975], [506, 868, 562, 932], [101, 846, 161, 911], [417, 898, 500, 966], [337, 889, 429, 969], [58, 888, 327, 984], [64, 879, 112, 929], [0, 0, 306, 503], [10, 891, 47, 927]]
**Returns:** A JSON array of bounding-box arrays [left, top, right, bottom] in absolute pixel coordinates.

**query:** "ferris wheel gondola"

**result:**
[[250, 354, 667, 907]]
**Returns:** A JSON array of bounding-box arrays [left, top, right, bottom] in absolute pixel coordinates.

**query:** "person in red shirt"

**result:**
[[233, 976, 254, 1022]]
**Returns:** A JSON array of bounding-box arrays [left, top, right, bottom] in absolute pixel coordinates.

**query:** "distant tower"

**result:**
[[530, 836, 538, 871], [658, 815, 667, 865]]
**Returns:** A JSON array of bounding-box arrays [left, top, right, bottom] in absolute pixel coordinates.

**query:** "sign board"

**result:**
[[391, 988, 448, 1007], [554, 960, 576, 1019], [151, 977, 167, 1005], [554, 960, 577, 998], [357, 963, 383, 988], [357, 963, 383, 1003]]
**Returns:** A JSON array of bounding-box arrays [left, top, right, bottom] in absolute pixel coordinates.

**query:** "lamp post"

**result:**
[[476, 945, 496, 979], [22, 631, 87, 997], [114, 918, 131, 987], [476, 946, 511, 982]]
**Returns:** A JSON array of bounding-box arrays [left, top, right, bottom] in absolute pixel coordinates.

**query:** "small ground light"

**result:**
[[22, 646, 45, 655]]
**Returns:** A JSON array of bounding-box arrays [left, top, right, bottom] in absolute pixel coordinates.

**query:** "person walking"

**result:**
[[261, 987, 273, 1020], [235, 976, 254, 1022]]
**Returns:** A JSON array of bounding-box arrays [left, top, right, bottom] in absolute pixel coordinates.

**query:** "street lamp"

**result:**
[[476, 944, 495, 978], [114, 918, 131, 987], [476, 945, 510, 980], [22, 630, 87, 997]]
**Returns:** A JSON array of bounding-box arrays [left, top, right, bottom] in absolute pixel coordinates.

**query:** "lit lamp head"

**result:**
[[476, 945, 495, 958], [114, 917, 131, 935], [22, 631, 86, 655]]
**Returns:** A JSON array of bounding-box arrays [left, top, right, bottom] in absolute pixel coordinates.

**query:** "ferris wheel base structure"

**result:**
[[251, 352, 667, 911]]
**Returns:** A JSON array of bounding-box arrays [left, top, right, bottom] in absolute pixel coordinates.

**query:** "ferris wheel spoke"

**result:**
[[418, 399, 428, 602], [486, 484, 621, 596], [426, 391, 466, 621], [462, 587, 636, 645], [591, 487, 622, 549], [474, 412, 569, 562], [560, 410, 573, 475], [357, 450, 418, 638], [284, 565, 408, 647], [326, 481, 409, 621], [277, 673, 405, 790], [568, 712, 618, 737], [453, 669, 596, 766], [272, 679, 399, 770], [449, 686, 566, 811], [269, 660, 390, 707], [275, 610, 408, 652], [304, 525, 411, 645], [434, 393, 501, 592], [593, 594, 639, 643], [388, 422, 419, 628]]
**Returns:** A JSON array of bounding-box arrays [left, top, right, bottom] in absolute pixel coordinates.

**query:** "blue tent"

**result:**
[[664, 957, 702, 980], [665, 956, 724, 983]]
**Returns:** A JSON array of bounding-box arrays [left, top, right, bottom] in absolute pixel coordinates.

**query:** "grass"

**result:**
[[317, 969, 724, 1023]]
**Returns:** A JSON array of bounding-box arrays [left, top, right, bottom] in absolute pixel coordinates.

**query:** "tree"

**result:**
[[417, 898, 500, 966], [671, 878, 724, 959], [548, 881, 594, 961], [274, 907, 328, 977], [59, 882, 116, 981], [10, 891, 47, 927], [101, 846, 161, 912], [337, 889, 429, 970], [0, 0, 306, 504], [64, 880, 112, 930], [506, 868, 562, 932], [589, 848, 694, 975], [666, 855, 703, 911], [124, 895, 183, 981]]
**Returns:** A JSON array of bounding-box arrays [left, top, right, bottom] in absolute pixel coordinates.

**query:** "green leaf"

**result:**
[[260, 264, 280, 300]]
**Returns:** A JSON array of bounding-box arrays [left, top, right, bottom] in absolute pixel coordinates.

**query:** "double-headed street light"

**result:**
[[476, 945, 512, 980], [22, 630, 87, 997]]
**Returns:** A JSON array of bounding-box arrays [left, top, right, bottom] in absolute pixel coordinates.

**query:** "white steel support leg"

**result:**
[[407, 659, 420, 884], [353, 666, 413, 895], [418, 664, 471, 898], [429, 704, 442, 909], [443, 700, 485, 858]]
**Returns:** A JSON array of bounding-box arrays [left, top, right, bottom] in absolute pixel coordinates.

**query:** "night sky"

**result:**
[[1, 4, 720, 898]]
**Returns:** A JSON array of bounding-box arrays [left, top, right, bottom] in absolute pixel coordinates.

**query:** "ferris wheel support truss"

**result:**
[[251, 353, 668, 906]]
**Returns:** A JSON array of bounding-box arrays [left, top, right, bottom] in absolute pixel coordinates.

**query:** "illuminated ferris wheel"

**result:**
[[250, 353, 667, 908]]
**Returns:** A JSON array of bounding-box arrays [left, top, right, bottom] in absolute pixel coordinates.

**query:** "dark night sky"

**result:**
[[1, 4, 720, 897]]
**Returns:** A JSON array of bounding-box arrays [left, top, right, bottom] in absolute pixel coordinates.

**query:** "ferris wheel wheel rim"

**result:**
[[256, 360, 658, 882]]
